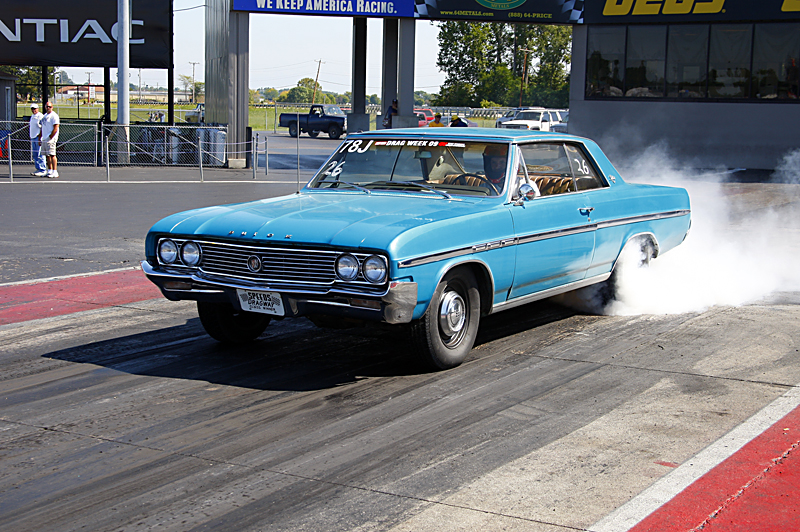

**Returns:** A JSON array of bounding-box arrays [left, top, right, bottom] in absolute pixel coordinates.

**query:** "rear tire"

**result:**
[[288, 122, 298, 138], [411, 268, 480, 370], [197, 301, 270, 344], [328, 124, 342, 140]]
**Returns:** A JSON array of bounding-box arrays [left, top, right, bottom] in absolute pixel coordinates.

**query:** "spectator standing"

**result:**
[[28, 104, 46, 176], [428, 112, 446, 127], [449, 115, 468, 127], [40, 102, 60, 178], [382, 98, 398, 128]]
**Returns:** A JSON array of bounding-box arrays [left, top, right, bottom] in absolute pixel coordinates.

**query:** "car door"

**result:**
[[507, 143, 596, 300]]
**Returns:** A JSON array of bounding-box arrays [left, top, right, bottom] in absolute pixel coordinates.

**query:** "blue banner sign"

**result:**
[[232, 0, 416, 18]]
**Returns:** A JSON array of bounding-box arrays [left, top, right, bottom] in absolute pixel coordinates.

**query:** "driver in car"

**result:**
[[482, 144, 508, 191]]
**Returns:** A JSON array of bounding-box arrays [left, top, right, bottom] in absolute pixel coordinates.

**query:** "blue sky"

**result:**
[[62, 1, 445, 96]]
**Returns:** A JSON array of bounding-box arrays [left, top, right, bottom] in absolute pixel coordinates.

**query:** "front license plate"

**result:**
[[236, 289, 285, 316]]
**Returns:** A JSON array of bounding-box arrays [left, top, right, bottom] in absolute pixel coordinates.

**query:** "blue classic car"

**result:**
[[142, 129, 691, 369]]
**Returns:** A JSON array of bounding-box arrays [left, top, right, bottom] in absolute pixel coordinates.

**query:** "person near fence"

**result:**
[[382, 99, 398, 128], [428, 112, 446, 127], [449, 115, 468, 127], [28, 103, 46, 176], [40, 102, 60, 178]]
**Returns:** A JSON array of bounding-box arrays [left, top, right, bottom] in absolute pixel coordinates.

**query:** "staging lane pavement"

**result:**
[[0, 269, 799, 531]]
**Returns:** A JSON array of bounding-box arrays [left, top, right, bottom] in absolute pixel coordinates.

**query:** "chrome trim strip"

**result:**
[[596, 210, 690, 229], [141, 261, 391, 298], [491, 272, 612, 314], [398, 209, 689, 269]]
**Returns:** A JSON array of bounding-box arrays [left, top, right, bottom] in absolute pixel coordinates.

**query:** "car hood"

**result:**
[[149, 191, 509, 257]]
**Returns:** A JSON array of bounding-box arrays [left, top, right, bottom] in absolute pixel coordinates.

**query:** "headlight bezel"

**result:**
[[181, 241, 202, 266], [158, 239, 178, 264], [362, 255, 388, 284], [335, 253, 360, 282]]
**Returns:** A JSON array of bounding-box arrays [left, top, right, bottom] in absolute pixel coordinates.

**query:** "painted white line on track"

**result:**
[[589, 384, 800, 532], [0, 266, 141, 288], [0, 180, 300, 184]]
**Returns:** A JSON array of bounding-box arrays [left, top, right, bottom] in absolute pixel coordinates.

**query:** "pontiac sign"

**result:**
[[0, 0, 170, 68]]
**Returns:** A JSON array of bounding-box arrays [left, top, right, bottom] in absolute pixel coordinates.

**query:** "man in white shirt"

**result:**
[[40, 102, 60, 178], [28, 103, 46, 176]]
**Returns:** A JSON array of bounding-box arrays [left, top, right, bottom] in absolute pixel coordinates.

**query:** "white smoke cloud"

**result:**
[[566, 144, 800, 316]]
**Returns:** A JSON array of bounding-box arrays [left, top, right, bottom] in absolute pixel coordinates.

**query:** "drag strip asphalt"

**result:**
[[1, 269, 798, 531]]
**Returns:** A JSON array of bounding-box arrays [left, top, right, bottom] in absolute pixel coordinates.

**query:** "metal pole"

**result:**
[[117, 0, 130, 128], [296, 110, 300, 193], [252, 133, 257, 180], [198, 133, 204, 182], [105, 130, 111, 182], [273, 104, 277, 134], [264, 135, 268, 176], [8, 132, 13, 183]]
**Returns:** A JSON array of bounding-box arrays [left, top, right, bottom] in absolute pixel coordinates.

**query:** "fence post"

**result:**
[[273, 104, 277, 134], [265, 135, 269, 176], [8, 132, 13, 183], [198, 132, 204, 183], [252, 133, 257, 180], [93, 124, 98, 167], [105, 130, 110, 182]]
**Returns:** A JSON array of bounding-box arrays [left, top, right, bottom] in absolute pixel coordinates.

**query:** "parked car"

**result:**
[[550, 114, 569, 133], [278, 104, 347, 139], [499, 109, 554, 131], [142, 128, 691, 370], [417, 112, 429, 127], [415, 108, 435, 123], [495, 107, 544, 128], [185, 103, 204, 123]]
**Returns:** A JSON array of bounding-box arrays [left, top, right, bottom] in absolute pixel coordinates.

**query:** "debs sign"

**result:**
[[0, 0, 170, 68], [586, 0, 800, 22]]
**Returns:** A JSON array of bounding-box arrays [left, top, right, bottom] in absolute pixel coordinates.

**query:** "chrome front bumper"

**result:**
[[140, 260, 417, 324]]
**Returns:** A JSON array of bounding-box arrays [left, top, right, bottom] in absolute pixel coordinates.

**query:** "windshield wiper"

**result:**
[[334, 181, 371, 194], [373, 180, 452, 199]]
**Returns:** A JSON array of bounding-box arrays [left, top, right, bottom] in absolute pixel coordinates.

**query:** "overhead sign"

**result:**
[[584, 0, 800, 23], [0, 0, 171, 68], [232, 0, 415, 17], [233, 0, 585, 23]]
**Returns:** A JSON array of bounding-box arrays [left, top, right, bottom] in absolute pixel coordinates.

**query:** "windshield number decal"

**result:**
[[338, 139, 373, 154], [322, 160, 346, 179]]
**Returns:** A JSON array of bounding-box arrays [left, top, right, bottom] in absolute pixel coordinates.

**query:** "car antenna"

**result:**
[[296, 109, 301, 194]]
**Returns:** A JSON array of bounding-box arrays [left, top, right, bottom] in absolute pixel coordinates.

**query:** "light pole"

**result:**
[[85, 72, 92, 106], [189, 61, 199, 103]]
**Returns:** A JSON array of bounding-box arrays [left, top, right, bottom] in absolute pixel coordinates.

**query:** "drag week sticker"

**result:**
[[371, 140, 466, 148]]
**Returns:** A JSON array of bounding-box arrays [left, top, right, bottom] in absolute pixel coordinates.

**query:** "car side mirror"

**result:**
[[516, 183, 537, 204]]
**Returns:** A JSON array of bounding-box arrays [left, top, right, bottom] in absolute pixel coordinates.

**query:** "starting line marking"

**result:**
[[590, 385, 800, 532], [0, 266, 141, 288]]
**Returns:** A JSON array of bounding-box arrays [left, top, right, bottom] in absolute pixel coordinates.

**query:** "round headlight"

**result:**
[[362, 255, 387, 284], [158, 239, 178, 264], [181, 241, 202, 266], [336, 254, 359, 281]]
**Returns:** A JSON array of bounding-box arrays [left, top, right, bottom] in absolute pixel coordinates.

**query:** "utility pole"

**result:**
[[189, 61, 199, 103], [85, 71, 92, 105], [519, 48, 534, 107], [311, 59, 324, 104]]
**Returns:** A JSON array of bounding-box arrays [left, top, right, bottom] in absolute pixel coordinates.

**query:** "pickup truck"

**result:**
[[278, 104, 347, 139]]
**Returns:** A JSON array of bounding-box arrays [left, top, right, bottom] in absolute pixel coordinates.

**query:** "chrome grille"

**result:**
[[159, 238, 380, 287]]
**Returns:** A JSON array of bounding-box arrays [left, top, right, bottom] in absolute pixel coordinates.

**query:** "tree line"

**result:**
[[434, 22, 571, 109]]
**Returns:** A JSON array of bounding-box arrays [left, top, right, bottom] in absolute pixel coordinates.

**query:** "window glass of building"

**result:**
[[666, 25, 709, 98], [625, 25, 667, 97], [708, 24, 753, 98], [586, 26, 626, 98], [752, 23, 800, 100]]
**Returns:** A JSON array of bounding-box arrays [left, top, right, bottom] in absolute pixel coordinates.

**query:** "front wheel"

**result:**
[[197, 301, 270, 344], [411, 268, 481, 370], [328, 124, 342, 139]]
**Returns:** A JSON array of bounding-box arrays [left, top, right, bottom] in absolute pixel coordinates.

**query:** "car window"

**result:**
[[565, 144, 607, 191], [309, 139, 511, 197], [323, 105, 344, 116], [518, 143, 576, 196], [516, 111, 542, 121]]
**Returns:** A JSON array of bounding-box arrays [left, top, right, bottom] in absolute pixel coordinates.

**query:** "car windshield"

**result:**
[[516, 111, 542, 121], [324, 105, 344, 115], [308, 138, 511, 197]]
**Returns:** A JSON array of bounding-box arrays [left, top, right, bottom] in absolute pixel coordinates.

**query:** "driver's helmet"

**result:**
[[483, 144, 509, 185]]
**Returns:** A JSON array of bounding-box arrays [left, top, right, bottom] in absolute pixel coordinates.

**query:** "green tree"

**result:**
[[0, 66, 58, 101], [434, 22, 572, 107]]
